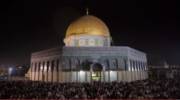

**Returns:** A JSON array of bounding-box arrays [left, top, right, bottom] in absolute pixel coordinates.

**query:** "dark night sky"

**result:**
[[5, 0, 180, 66]]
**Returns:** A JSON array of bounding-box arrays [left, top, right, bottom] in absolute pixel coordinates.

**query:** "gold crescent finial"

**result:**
[[86, 8, 89, 15]]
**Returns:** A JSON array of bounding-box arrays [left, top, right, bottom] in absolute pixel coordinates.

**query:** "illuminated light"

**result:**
[[92, 72, 96, 77], [89, 39, 95, 46], [44, 66, 47, 71], [8, 67, 13, 75], [48, 67, 51, 72], [128, 66, 131, 71], [132, 67, 134, 71], [18, 66, 22, 69], [79, 70, 85, 75], [40, 66, 43, 71], [109, 71, 118, 81]]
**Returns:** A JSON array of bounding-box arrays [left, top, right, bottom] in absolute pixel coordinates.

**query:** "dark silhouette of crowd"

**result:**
[[0, 79, 179, 99]]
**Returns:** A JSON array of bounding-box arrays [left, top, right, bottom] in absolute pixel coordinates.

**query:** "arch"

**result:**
[[142, 62, 145, 71], [47, 61, 50, 71], [51, 60, 55, 82], [138, 61, 141, 71], [91, 62, 103, 81], [139, 61, 141, 71], [145, 62, 147, 70], [139, 61, 142, 71], [56, 59, 59, 72], [41, 61, 44, 71], [74, 58, 79, 70], [30, 62, 33, 79], [134, 60, 137, 71], [63, 57, 71, 70], [136, 61, 139, 71], [46, 61, 50, 81], [124, 59, 128, 71], [105, 59, 110, 70], [69, 58, 72, 70], [91, 62, 103, 71], [111, 58, 118, 70], [34, 62, 37, 80], [51, 60, 55, 71], [129, 60, 132, 71], [80, 60, 92, 71], [56, 59, 59, 82], [34, 62, 37, 72], [132, 60, 135, 71], [30, 62, 33, 73], [38, 62, 41, 81], [135, 61, 138, 71], [42, 61, 45, 82]]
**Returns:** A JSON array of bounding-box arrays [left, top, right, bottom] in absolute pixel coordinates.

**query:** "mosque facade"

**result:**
[[26, 13, 148, 82]]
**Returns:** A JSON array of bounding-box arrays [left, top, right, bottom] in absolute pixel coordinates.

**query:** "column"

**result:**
[[56, 59, 59, 82], [53, 60, 57, 82], [51, 60, 53, 82], [103, 64, 105, 82], [30, 63, 33, 80], [108, 60, 110, 82], [42, 62, 44, 81], [58, 59, 62, 82], [46, 61, 49, 82], [34, 62, 37, 81], [38, 62, 40, 81], [116, 59, 119, 82]]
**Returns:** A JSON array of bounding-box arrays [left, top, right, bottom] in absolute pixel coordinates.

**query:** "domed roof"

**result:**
[[65, 15, 110, 37]]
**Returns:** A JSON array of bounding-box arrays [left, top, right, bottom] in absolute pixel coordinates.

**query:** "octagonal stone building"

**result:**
[[26, 13, 148, 82]]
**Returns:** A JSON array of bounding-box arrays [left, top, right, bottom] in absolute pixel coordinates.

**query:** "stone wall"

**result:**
[[27, 46, 148, 82]]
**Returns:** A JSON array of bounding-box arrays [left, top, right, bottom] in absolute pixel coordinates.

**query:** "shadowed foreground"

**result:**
[[0, 79, 179, 99]]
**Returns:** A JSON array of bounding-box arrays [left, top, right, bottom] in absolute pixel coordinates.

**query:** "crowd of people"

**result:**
[[0, 79, 179, 99]]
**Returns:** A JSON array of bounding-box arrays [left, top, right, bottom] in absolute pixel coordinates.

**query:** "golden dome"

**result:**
[[65, 15, 110, 37]]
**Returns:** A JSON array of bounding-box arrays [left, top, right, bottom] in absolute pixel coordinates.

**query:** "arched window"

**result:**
[[124, 59, 128, 71], [38, 62, 41, 72], [136, 61, 139, 71], [42, 61, 45, 71], [56, 59, 59, 72], [47, 61, 50, 72], [65, 58, 71, 70], [51, 60, 55, 71], [142, 62, 145, 71], [34, 62, 37, 72], [105, 59, 110, 70], [139, 62, 142, 71], [69, 59, 72, 70], [133, 61, 136, 71], [133, 60, 135, 71], [139, 61, 141, 71], [130, 60, 133, 71], [31, 63, 33, 72], [76, 58, 80, 70], [141, 62, 143, 71], [114, 58, 118, 69], [129, 60, 133, 71], [145, 62, 147, 70]]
